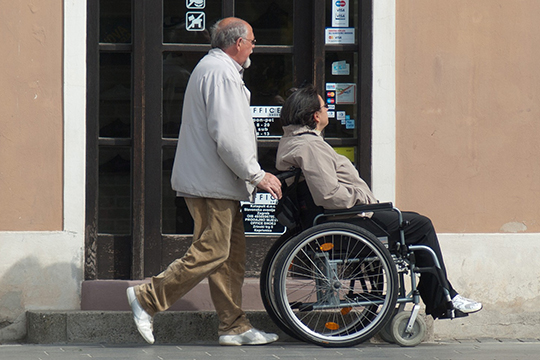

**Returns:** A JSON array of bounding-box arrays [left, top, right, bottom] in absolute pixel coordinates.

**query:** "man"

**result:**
[[126, 17, 283, 346]]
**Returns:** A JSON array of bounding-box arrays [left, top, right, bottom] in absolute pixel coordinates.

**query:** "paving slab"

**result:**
[[3, 341, 540, 360]]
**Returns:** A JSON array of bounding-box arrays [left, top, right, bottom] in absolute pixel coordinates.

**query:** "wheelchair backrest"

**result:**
[[275, 168, 324, 230]]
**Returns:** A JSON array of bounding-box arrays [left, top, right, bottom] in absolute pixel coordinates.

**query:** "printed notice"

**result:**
[[325, 28, 355, 45], [242, 193, 285, 235], [251, 106, 282, 138]]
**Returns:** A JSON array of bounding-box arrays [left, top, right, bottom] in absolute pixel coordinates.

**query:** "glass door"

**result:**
[[86, 0, 372, 280]]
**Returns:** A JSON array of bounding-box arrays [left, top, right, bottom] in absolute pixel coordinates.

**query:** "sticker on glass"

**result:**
[[336, 83, 356, 104], [332, 61, 350, 76], [332, 0, 349, 27], [325, 28, 355, 45], [186, 12, 205, 31], [186, 0, 205, 9]]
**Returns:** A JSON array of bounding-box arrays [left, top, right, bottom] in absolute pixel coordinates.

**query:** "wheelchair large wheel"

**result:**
[[259, 230, 302, 339], [273, 222, 398, 347]]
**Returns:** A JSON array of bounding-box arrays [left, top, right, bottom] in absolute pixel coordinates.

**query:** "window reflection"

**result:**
[[244, 54, 293, 106], [162, 148, 194, 235], [99, 147, 132, 234], [162, 52, 206, 138], [258, 147, 279, 174], [100, 0, 131, 43], [236, 0, 293, 45], [99, 53, 132, 138]]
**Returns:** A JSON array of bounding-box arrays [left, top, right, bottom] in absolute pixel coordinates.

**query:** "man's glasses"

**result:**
[[320, 104, 329, 110], [242, 37, 257, 45]]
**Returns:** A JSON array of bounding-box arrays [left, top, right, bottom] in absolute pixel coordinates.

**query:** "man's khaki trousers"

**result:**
[[135, 197, 252, 335]]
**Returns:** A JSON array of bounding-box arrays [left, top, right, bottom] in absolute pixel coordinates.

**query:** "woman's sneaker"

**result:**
[[219, 328, 278, 346], [452, 294, 483, 314]]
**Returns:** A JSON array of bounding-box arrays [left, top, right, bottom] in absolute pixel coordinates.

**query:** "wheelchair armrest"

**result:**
[[314, 202, 394, 225], [323, 202, 394, 216]]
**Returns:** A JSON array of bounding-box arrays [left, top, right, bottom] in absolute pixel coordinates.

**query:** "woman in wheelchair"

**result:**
[[275, 85, 482, 320]]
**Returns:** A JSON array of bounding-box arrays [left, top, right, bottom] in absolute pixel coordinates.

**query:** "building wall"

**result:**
[[396, 0, 540, 233], [0, 0, 64, 231], [395, 0, 540, 339], [0, 0, 86, 341]]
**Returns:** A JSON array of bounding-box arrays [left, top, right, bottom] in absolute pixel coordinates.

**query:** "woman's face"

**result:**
[[314, 95, 329, 131]]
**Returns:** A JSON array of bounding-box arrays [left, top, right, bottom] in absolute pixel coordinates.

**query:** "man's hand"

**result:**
[[257, 172, 283, 200]]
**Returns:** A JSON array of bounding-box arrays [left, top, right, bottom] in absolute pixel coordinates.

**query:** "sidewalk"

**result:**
[[2, 339, 540, 360]]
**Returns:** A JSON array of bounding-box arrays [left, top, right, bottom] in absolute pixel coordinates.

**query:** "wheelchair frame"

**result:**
[[260, 169, 456, 347]]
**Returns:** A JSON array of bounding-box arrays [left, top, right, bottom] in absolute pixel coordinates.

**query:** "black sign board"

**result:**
[[241, 193, 285, 235]]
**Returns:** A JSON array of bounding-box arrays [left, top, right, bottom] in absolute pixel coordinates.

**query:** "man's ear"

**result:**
[[235, 37, 243, 49]]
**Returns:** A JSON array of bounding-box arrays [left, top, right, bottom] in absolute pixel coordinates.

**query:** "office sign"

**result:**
[[242, 193, 285, 235]]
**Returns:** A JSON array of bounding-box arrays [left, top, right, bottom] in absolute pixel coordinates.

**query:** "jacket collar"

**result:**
[[282, 125, 321, 137], [209, 48, 244, 75]]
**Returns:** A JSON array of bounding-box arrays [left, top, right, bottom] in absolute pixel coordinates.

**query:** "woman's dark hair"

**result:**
[[279, 85, 321, 129]]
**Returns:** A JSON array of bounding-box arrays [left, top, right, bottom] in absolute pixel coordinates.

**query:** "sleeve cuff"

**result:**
[[249, 170, 266, 186]]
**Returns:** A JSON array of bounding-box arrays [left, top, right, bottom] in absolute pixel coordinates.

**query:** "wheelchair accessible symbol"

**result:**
[[186, 12, 205, 31]]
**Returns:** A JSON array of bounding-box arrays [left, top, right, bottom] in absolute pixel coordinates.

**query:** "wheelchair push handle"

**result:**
[[275, 168, 302, 182]]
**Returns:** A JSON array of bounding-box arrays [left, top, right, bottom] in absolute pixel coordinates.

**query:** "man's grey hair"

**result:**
[[210, 19, 248, 50]]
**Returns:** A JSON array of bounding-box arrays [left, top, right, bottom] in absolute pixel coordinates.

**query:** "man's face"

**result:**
[[238, 25, 255, 67]]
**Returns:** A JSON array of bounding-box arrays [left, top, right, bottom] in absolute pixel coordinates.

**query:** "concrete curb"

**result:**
[[26, 311, 297, 345]]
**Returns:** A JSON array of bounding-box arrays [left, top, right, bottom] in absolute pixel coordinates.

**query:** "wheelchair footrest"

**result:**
[[438, 309, 469, 320]]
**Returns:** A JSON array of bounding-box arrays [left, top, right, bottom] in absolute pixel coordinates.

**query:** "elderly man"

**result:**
[[126, 17, 282, 346]]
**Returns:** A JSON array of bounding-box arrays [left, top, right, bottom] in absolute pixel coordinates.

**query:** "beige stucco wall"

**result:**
[[396, 0, 540, 233], [0, 0, 63, 231]]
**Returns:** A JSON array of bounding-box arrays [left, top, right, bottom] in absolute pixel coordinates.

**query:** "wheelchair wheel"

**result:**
[[390, 311, 426, 347], [273, 222, 398, 347], [259, 230, 302, 339], [377, 308, 398, 343]]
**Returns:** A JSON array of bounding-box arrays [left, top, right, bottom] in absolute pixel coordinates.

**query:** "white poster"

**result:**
[[332, 0, 349, 27]]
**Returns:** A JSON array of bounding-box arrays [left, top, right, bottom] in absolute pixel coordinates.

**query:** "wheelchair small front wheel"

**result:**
[[390, 311, 426, 347]]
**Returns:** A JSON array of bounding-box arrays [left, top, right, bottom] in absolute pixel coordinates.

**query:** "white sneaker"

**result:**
[[126, 287, 155, 344], [452, 294, 483, 314], [219, 328, 279, 346]]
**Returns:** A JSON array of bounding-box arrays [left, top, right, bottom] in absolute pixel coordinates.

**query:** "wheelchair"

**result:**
[[260, 169, 457, 347]]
